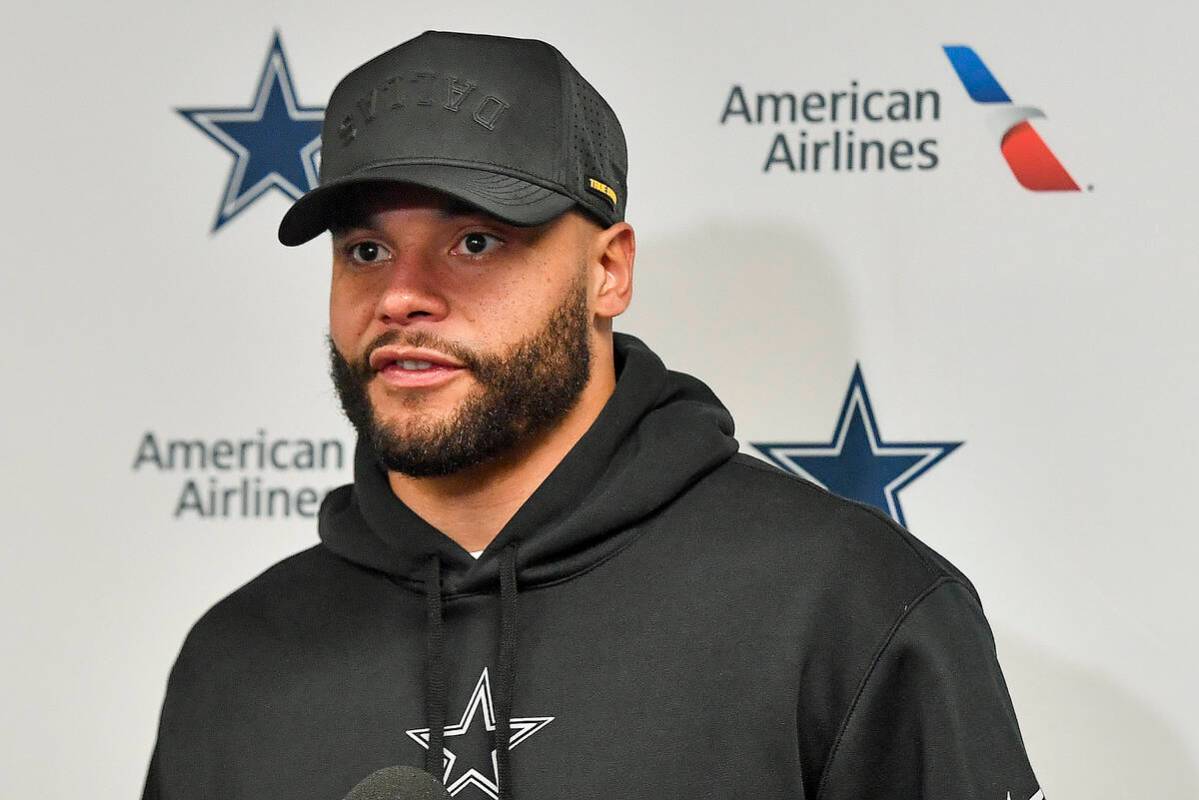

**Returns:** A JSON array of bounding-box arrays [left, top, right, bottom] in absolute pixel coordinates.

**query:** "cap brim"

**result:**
[[277, 164, 577, 246]]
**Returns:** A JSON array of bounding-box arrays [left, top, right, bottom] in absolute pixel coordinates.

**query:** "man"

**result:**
[[142, 30, 1047, 800]]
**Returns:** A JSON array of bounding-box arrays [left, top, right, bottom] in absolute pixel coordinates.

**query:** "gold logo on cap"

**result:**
[[587, 177, 618, 208]]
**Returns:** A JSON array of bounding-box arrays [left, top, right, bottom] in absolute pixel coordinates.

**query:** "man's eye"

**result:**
[[451, 232, 502, 256], [346, 241, 391, 264]]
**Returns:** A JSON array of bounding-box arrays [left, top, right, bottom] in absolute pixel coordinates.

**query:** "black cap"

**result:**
[[277, 30, 628, 246]]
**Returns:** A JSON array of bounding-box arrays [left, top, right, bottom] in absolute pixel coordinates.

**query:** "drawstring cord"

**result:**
[[494, 544, 519, 800], [423, 556, 448, 779], [421, 544, 520, 799]]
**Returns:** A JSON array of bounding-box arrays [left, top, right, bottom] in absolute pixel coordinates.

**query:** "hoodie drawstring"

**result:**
[[494, 544, 519, 800], [421, 544, 520, 800], [423, 555, 447, 779]]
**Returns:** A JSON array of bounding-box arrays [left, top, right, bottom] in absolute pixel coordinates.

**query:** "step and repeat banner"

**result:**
[[3, 1, 1196, 797]]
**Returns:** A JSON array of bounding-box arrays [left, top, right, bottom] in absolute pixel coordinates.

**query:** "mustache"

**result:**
[[337, 330, 480, 378]]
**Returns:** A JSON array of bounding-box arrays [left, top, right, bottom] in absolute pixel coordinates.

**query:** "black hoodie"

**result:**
[[141, 331, 1045, 800]]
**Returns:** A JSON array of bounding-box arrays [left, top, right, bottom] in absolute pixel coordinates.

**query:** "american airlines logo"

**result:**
[[943, 44, 1082, 191]]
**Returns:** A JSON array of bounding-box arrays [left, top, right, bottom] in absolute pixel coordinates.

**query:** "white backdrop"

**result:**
[[2, 1, 1196, 797]]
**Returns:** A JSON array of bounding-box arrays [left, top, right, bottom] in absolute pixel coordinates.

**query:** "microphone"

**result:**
[[341, 765, 452, 800]]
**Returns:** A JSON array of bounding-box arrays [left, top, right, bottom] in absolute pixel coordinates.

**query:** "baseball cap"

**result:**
[[277, 30, 628, 246]]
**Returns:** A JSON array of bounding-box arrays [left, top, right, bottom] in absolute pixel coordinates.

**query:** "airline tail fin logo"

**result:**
[[943, 45, 1079, 191]]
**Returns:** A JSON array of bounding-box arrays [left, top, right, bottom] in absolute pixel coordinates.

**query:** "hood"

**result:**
[[317, 331, 739, 596]]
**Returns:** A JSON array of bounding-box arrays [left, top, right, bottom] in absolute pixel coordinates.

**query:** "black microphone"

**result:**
[[341, 766, 452, 800]]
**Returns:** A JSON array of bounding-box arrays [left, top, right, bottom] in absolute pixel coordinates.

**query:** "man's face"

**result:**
[[326, 183, 597, 478]]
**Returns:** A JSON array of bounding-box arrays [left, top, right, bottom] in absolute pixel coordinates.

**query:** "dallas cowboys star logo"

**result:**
[[406, 668, 554, 798], [752, 365, 962, 527], [175, 30, 324, 234]]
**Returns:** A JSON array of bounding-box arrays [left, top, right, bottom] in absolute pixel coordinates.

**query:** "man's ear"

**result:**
[[591, 220, 635, 320]]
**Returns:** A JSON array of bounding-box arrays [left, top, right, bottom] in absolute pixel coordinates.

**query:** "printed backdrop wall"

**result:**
[[3, 0, 1196, 797]]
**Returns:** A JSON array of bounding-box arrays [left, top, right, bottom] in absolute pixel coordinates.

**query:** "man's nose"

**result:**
[[374, 247, 450, 325]]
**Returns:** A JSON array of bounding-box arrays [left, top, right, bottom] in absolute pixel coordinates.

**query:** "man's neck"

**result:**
[[386, 355, 617, 554]]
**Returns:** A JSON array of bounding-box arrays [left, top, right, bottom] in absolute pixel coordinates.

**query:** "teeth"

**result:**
[[399, 359, 434, 370]]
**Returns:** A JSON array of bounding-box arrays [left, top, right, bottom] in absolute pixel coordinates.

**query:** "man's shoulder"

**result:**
[[683, 451, 981, 603], [174, 543, 379, 662]]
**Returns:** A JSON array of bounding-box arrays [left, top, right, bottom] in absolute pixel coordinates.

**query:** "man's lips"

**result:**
[[368, 346, 466, 371], [375, 362, 465, 388], [368, 346, 468, 389]]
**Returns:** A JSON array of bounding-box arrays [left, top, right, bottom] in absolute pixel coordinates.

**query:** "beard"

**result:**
[[327, 267, 593, 477]]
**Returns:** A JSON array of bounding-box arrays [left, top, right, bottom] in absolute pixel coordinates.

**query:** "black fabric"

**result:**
[[277, 30, 627, 246], [140, 331, 1045, 800], [422, 556, 446, 779], [494, 546, 518, 800]]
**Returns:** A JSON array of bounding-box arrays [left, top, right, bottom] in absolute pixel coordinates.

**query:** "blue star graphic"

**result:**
[[176, 30, 324, 234], [752, 365, 962, 527]]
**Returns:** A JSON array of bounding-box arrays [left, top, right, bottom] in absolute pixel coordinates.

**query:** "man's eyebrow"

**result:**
[[329, 210, 388, 237], [329, 200, 502, 236], [328, 213, 371, 238]]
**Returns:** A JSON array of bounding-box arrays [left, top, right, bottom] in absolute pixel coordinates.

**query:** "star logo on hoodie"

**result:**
[[175, 30, 323, 235], [751, 364, 962, 528], [406, 668, 554, 798]]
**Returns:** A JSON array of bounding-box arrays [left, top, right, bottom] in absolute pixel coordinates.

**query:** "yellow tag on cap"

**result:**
[[587, 177, 618, 208]]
